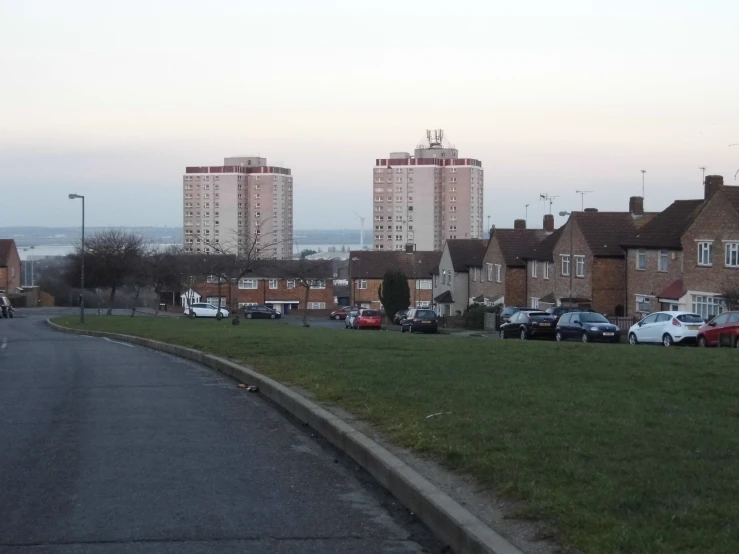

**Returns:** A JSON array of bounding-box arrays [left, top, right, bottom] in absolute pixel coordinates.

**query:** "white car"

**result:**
[[345, 310, 359, 329], [628, 311, 704, 346], [188, 303, 230, 319]]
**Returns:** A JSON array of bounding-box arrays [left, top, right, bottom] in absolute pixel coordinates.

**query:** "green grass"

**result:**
[[54, 315, 739, 554]]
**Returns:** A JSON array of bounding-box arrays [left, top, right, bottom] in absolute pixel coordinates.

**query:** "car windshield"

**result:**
[[362, 310, 380, 316], [678, 313, 704, 323], [528, 312, 550, 317], [415, 310, 436, 318], [349, 311, 358, 316], [580, 313, 608, 323]]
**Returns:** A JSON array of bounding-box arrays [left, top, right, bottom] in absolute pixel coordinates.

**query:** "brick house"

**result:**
[[349, 250, 441, 311], [623, 177, 739, 319], [522, 225, 564, 310], [193, 259, 335, 314], [432, 239, 487, 316], [481, 220, 548, 308], [0, 239, 21, 294]]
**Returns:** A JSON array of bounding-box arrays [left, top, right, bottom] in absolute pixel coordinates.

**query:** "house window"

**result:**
[[472, 267, 478, 282], [415, 301, 431, 308], [357, 279, 367, 290], [495, 264, 502, 283], [692, 294, 725, 320], [269, 279, 278, 289], [725, 242, 739, 268], [416, 279, 432, 290], [531, 261, 538, 278], [206, 274, 223, 283], [531, 297, 539, 309], [310, 279, 326, 289], [487, 263, 493, 281], [287, 279, 296, 289], [636, 295, 652, 313], [575, 255, 585, 278], [659, 250, 669, 272], [697, 241, 713, 266], [206, 296, 228, 307], [544, 262, 550, 280], [238, 278, 258, 289], [637, 250, 647, 270], [307, 302, 326, 310], [561, 255, 570, 276]]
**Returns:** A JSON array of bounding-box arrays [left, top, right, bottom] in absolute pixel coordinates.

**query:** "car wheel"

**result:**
[[698, 335, 708, 347], [662, 333, 674, 347], [401, 326, 406, 333], [216, 312, 223, 321], [520, 328, 527, 340], [246, 313, 252, 319], [735, 337, 739, 348], [334, 315, 341, 320], [409, 325, 413, 334], [555, 331, 563, 342], [499, 329, 506, 339], [581, 332, 589, 343], [189, 311, 196, 319], [629, 333, 638, 345], [270, 314, 276, 319]]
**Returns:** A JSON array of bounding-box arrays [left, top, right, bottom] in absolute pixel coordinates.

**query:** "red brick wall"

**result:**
[[592, 257, 627, 316], [194, 278, 335, 309], [1, 244, 21, 292], [505, 267, 527, 307], [625, 248, 684, 316], [481, 237, 506, 302], [526, 260, 555, 306], [350, 278, 433, 308], [551, 219, 593, 303]]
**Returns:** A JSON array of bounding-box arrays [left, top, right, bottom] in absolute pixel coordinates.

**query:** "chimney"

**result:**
[[705, 175, 723, 200], [514, 219, 526, 230], [584, 208, 598, 213], [629, 196, 644, 216], [543, 214, 554, 232]]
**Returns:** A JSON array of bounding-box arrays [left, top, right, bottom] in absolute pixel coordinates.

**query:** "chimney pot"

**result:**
[[705, 175, 723, 200], [584, 208, 598, 213], [629, 196, 644, 216], [514, 219, 526, 230], [543, 214, 554, 233]]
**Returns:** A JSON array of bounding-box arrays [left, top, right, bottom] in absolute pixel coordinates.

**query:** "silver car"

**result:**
[[345, 310, 359, 329]]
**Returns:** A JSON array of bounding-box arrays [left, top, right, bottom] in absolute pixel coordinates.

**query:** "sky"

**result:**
[[1, 0, 738, 230]]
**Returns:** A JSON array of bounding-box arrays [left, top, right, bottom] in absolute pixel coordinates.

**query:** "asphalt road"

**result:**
[[0, 310, 441, 553]]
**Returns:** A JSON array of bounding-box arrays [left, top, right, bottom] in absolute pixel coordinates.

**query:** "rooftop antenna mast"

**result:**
[[575, 190, 593, 211], [539, 194, 559, 215], [427, 129, 444, 148]]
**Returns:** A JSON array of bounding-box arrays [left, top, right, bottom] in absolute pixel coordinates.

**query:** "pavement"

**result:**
[[0, 309, 442, 553]]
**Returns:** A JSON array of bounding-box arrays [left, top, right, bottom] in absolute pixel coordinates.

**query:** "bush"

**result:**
[[463, 304, 500, 330]]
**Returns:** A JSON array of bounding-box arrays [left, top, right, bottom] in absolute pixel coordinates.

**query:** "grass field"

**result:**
[[53, 315, 739, 554]]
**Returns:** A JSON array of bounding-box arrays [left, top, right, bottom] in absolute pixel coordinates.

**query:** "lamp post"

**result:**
[[559, 210, 574, 307], [68, 194, 85, 323]]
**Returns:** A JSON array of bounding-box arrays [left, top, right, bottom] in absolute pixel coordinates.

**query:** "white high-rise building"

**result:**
[[373, 130, 484, 251], [183, 156, 293, 259]]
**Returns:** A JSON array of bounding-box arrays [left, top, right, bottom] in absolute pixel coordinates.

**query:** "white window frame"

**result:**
[[307, 302, 326, 310], [725, 242, 739, 268], [310, 279, 327, 289], [544, 262, 550, 280], [561, 255, 570, 276], [268, 279, 279, 289], [357, 279, 367, 290], [415, 300, 431, 308], [692, 294, 725, 320], [636, 295, 652, 313], [697, 241, 713, 266], [486, 263, 493, 282], [658, 250, 669, 272], [238, 278, 258, 290], [495, 264, 502, 283], [286, 279, 296, 289], [531, 297, 539, 309], [531, 261, 538, 278], [575, 255, 585, 278], [416, 279, 432, 290]]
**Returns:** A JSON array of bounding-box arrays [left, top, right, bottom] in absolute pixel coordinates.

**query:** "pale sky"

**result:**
[[1, 0, 738, 230]]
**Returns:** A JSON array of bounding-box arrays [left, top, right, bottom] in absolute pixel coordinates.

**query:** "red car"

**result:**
[[354, 309, 382, 330], [697, 311, 739, 347], [329, 307, 354, 320]]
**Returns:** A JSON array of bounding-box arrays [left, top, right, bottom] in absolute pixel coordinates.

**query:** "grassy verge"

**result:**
[[53, 315, 739, 554]]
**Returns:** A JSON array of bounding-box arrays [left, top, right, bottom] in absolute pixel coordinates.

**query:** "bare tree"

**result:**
[[280, 258, 333, 327], [204, 218, 286, 324], [722, 287, 739, 311], [146, 246, 183, 316], [68, 230, 145, 315]]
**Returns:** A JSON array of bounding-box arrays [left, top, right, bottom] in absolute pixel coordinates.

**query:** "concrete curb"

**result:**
[[47, 318, 524, 554]]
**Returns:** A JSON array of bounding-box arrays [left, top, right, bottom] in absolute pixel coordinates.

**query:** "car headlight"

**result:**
[[590, 326, 599, 331]]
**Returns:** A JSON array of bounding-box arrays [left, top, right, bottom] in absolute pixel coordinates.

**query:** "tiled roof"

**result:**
[[349, 250, 442, 280], [621, 200, 703, 249], [334, 284, 349, 298], [573, 212, 638, 257], [447, 239, 488, 271], [539, 293, 556, 304], [434, 290, 454, 303], [521, 228, 563, 262], [0, 239, 17, 266], [723, 186, 739, 215], [248, 259, 334, 279], [657, 279, 685, 300], [493, 229, 548, 268]]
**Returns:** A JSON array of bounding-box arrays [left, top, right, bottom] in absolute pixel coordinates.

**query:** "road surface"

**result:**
[[0, 310, 441, 553]]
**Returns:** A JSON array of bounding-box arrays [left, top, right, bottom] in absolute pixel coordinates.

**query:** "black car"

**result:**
[[401, 309, 438, 333], [244, 305, 281, 319], [393, 309, 409, 324], [545, 306, 593, 323], [500, 306, 529, 325], [499, 310, 556, 340], [555, 312, 620, 343]]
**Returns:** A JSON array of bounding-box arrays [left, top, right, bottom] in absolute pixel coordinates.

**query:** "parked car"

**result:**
[[401, 309, 438, 333], [393, 309, 409, 324], [546, 305, 593, 322], [188, 303, 229, 319], [354, 309, 382, 330], [0, 296, 14, 318], [244, 305, 281, 319], [499, 309, 556, 340], [500, 306, 528, 325], [628, 311, 704, 346], [329, 306, 354, 320], [556, 312, 620, 343], [697, 311, 739, 347], [345, 310, 359, 329]]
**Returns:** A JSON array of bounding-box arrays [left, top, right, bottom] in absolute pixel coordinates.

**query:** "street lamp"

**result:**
[[559, 210, 574, 307], [69, 194, 85, 323]]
